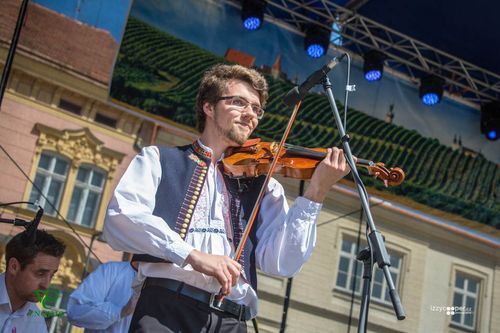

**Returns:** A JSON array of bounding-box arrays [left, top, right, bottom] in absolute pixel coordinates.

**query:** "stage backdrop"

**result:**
[[105, 1, 500, 225]]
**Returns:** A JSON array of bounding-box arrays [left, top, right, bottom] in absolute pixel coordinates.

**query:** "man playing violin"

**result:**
[[104, 64, 352, 332]]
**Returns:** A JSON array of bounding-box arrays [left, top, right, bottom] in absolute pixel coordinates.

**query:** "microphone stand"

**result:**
[[321, 75, 405, 332], [0, 217, 30, 227], [0, 206, 43, 244]]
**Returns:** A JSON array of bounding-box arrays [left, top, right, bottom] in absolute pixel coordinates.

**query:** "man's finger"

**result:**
[[226, 257, 241, 271], [329, 147, 340, 168], [338, 150, 347, 171], [222, 266, 231, 294], [325, 148, 332, 163], [227, 261, 241, 276]]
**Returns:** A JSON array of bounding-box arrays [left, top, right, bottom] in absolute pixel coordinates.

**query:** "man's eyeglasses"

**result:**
[[218, 95, 265, 119]]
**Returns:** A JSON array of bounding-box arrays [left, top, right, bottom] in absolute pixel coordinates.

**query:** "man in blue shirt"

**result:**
[[0, 230, 66, 333], [67, 261, 137, 333]]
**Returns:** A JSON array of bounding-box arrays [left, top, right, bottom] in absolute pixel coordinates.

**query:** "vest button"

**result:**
[[182, 223, 188, 228], [180, 233, 186, 238]]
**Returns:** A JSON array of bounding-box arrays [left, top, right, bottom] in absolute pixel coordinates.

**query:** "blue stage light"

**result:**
[[421, 93, 440, 106], [306, 44, 325, 58], [419, 75, 444, 106], [241, 0, 266, 31], [363, 50, 385, 82], [481, 101, 500, 141], [304, 25, 330, 58], [243, 17, 261, 30], [364, 69, 382, 81]]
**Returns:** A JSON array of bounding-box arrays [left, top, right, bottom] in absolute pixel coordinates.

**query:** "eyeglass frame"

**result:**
[[217, 95, 265, 119]]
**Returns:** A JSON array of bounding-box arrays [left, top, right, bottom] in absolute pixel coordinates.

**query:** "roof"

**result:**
[[0, 0, 118, 85]]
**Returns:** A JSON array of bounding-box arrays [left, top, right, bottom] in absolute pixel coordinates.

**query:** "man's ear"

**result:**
[[203, 102, 215, 120], [7, 257, 21, 274]]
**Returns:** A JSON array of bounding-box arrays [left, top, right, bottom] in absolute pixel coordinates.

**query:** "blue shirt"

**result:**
[[67, 262, 136, 333], [0, 273, 48, 333]]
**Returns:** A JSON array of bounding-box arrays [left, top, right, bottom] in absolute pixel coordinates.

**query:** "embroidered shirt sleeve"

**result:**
[[104, 146, 194, 266]]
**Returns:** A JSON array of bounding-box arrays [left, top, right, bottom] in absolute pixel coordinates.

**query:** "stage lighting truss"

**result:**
[[304, 25, 330, 58], [241, 0, 267, 30], [481, 101, 500, 141], [363, 50, 386, 82], [419, 75, 445, 106], [221, 0, 499, 105]]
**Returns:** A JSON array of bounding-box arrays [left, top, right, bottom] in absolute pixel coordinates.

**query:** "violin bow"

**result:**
[[216, 101, 302, 305]]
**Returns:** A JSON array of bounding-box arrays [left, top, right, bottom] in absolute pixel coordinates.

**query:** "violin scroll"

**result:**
[[366, 162, 405, 187]]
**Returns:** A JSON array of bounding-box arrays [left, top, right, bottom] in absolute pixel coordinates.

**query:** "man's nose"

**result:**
[[39, 277, 51, 290]]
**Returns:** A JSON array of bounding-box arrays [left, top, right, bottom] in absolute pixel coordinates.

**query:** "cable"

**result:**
[[346, 207, 364, 333], [365, 222, 374, 327], [342, 52, 352, 131], [0, 143, 103, 264], [0, 201, 36, 207], [317, 201, 383, 228]]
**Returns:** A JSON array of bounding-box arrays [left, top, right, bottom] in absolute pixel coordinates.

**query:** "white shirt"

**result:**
[[67, 262, 136, 333], [0, 273, 48, 333], [104, 142, 322, 318]]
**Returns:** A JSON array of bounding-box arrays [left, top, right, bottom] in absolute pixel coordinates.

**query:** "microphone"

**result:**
[[283, 54, 346, 107], [23, 207, 43, 245]]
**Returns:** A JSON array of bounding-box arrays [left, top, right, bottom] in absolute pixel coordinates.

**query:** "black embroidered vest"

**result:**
[[132, 143, 265, 291]]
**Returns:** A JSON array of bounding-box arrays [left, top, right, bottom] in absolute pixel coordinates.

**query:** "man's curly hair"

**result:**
[[195, 64, 269, 132]]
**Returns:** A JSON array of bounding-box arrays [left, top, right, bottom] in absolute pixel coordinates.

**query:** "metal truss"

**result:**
[[222, 0, 500, 106]]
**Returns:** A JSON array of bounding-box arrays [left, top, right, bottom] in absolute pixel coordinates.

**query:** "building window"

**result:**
[[451, 274, 480, 330], [37, 86, 55, 105], [31, 125, 124, 229], [28, 153, 69, 216], [58, 99, 82, 115], [94, 113, 118, 128], [335, 238, 402, 304], [67, 166, 106, 227], [17, 81, 32, 96]]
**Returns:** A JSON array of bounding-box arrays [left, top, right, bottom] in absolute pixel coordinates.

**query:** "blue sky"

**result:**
[[32, 0, 132, 42]]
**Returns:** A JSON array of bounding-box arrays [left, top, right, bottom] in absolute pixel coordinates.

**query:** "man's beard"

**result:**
[[214, 115, 249, 146]]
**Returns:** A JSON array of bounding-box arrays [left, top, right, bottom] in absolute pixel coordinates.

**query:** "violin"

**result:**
[[223, 139, 405, 187]]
